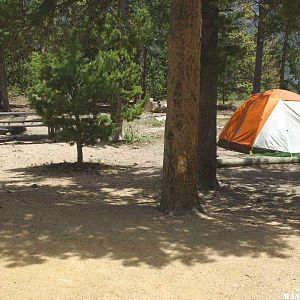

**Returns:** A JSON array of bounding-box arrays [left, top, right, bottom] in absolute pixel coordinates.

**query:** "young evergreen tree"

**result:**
[[28, 41, 141, 164]]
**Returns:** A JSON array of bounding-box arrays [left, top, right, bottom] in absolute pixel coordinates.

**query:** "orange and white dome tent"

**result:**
[[218, 89, 300, 155]]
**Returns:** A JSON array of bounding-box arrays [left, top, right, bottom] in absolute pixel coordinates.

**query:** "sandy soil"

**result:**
[[0, 120, 299, 300]]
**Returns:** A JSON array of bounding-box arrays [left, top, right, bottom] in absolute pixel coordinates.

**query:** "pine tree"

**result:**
[[253, 0, 265, 93], [161, 0, 202, 215], [198, 0, 219, 190], [28, 42, 141, 164]]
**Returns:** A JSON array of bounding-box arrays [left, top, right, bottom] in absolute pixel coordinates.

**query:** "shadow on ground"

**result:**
[[0, 163, 299, 269]]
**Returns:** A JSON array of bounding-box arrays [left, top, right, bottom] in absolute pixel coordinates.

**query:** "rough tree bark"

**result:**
[[279, 29, 289, 89], [75, 115, 83, 164], [198, 0, 219, 190], [76, 140, 83, 164], [141, 46, 147, 99], [253, 0, 264, 94], [111, 97, 123, 142], [118, 0, 129, 19], [0, 51, 10, 112], [161, 0, 202, 215], [111, 0, 129, 142]]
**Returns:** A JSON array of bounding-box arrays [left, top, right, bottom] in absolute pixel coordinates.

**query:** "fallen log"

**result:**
[[217, 156, 300, 168]]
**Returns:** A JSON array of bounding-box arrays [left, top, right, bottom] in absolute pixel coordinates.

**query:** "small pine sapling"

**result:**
[[28, 42, 141, 163]]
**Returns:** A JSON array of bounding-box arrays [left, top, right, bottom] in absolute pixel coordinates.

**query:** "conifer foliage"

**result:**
[[29, 41, 141, 164]]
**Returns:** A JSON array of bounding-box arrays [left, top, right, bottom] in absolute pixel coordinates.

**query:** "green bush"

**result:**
[[123, 127, 149, 144], [28, 42, 141, 163]]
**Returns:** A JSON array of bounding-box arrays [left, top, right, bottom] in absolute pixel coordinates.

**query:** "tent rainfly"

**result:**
[[218, 89, 300, 155]]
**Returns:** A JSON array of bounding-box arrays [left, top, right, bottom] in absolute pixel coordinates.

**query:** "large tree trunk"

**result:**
[[279, 29, 289, 89], [111, 97, 123, 141], [118, 0, 129, 19], [0, 52, 9, 112], [141, 46, 147, 99], [111, 0, 129, 142], [76, 140, 83, 164], [198, 0, 219, 190], [134, 44, 146, 103], [253, 0, 264, 94], [75, 115, 83, 164], [161, 0, 202, 215]]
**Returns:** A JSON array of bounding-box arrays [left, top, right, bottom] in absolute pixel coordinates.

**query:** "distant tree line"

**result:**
[[1, 0, 299, 113]]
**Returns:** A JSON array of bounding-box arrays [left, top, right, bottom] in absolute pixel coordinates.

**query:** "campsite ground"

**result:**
[[0, 104, 299, 299]]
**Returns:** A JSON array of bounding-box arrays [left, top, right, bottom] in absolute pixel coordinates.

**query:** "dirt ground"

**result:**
[[0, 112, 299, 299]]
